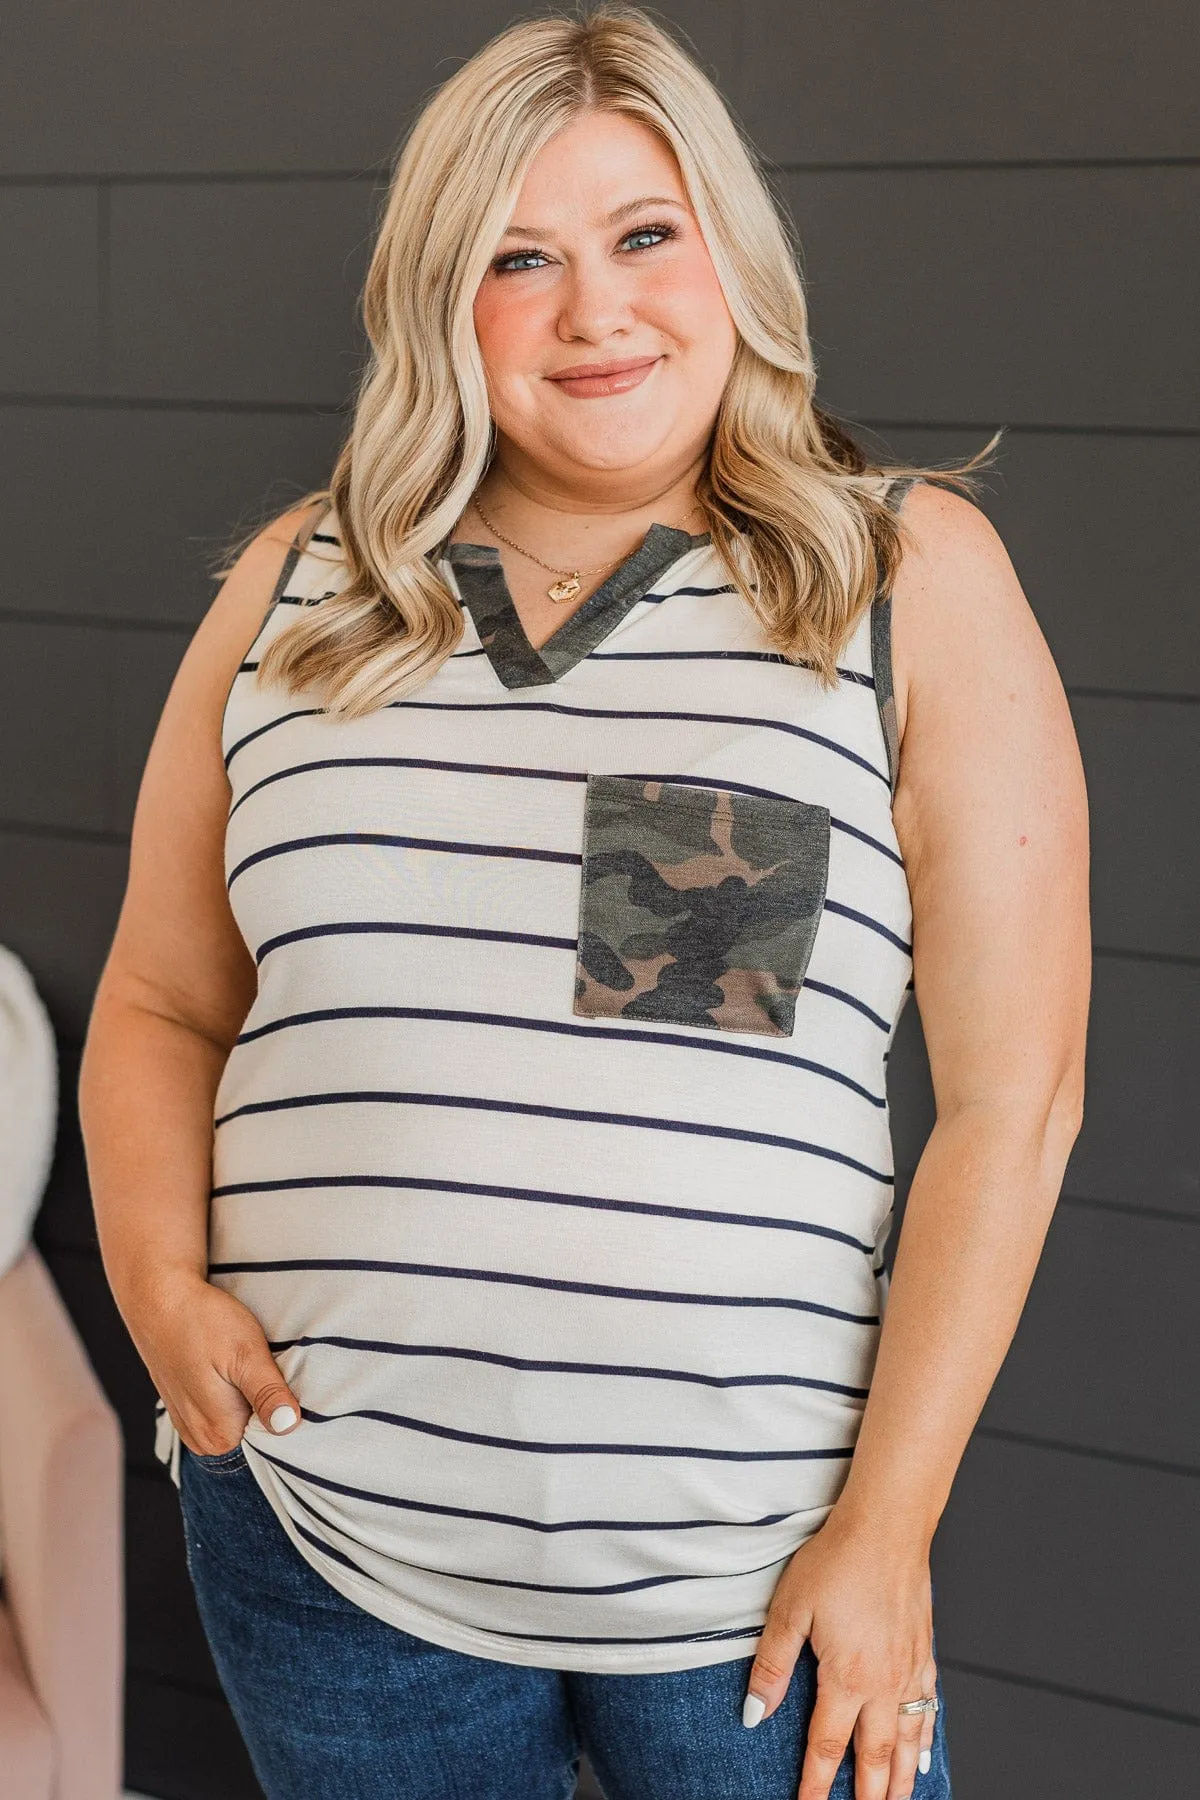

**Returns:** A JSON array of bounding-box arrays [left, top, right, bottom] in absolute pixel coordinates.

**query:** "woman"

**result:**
[[79, 7, 1091, 1798]]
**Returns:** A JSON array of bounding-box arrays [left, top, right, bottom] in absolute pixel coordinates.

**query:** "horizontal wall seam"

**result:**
[[973, 1424, 1199, 1482], [0, 611, 1198, 708], [1056, 1192, 1200, 1228], [2, 395, 1197, 438], [3, 157, 1199, 186], [776, 156, 1200, 175], [0, 391, 349, 416], [894, 1180, 1200, 1227], [937, 1657, 1200, 1729], [0, 818, 129, 845]]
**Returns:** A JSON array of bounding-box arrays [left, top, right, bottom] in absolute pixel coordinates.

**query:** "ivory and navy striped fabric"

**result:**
[[155, 477, 918, 1673]]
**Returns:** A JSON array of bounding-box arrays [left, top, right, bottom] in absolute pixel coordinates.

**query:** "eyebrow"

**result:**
[[500, 195, 687, 240]]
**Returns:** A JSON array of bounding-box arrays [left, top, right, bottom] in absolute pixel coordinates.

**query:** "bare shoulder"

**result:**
[[888, 479, 1048, 749], [167, 497, 333, 736], [886, 478, 1087, 894], [98, 498, 331, 1036], [203, 499, 330, 654]]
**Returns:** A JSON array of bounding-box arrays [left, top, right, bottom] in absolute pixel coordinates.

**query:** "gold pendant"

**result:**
[[547, 574, 581, 603]]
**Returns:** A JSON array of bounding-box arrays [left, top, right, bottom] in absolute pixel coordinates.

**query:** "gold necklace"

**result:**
[[470, 492, 703, 605]]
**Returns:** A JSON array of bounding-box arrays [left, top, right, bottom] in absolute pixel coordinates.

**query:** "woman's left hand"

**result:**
[[742, 1504, 938, 1800]]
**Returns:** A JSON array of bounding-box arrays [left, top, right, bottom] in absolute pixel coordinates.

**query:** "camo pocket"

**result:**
[[573, 775, 831, 1037]]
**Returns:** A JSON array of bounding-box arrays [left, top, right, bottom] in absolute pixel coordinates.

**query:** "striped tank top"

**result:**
[[155, 476, 918, 1673]]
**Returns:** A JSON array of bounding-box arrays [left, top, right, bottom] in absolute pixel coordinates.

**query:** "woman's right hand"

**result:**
[[126, 1267, 303, 1456]]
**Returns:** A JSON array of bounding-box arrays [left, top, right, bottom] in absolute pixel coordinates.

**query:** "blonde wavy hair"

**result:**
[[231, 2, 997, 719]]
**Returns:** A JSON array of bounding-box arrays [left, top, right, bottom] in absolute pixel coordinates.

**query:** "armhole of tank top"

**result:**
[[870, 476, 921, 798], [218, 498, 335, 757]]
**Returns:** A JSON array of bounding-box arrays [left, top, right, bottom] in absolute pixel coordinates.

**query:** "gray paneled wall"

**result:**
[[2, 4, 1195, 1796]]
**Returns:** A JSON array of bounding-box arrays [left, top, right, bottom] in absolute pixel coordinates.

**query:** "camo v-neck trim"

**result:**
[[440, 521, 711, 689]]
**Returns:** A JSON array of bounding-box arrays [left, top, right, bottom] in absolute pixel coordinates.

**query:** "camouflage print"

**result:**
[[870, 475, 919, 795], [441, 523, 710, 692], [573, 776, 831, 1037], [871, 594, 900, 794]]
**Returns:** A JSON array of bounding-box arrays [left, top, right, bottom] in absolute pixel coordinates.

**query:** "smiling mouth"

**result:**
[[545, 356, 661, 398]]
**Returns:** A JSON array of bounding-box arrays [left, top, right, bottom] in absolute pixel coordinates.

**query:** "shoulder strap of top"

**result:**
[[869, 476, 921, 798], [269, 498, 335, 610], [220, 499, 336, 738]]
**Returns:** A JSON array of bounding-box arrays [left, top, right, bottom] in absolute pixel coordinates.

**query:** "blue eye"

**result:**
[[491, 219, 678, 275]]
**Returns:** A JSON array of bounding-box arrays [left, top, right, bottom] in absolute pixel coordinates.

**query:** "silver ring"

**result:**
[[898, 1695, 939, 1716]]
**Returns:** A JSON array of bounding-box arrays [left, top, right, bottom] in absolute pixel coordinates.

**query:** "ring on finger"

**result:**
[[897, 1695, 939, 1716]]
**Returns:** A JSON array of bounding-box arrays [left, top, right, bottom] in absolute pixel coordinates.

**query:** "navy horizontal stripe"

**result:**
[[291, 1516, 374, 1579], [294, 1402, 860, 1464], [212, 1088, 895, 1183], [232, 1005, 887, 1109], [224, 695, 890, 785], [824, 897, 914, 955], [801, 977, 891, 1032], [250, 1441, 805, 1534], [289, 1506, 791, 1597], [210, 1171, 878, 1258], [249, 923, 899, 1035], [474, 1622, 767, 1648], [225, 705, 323, 769], [209, 1256, 882, 1327], [227, 830, 580, 891], [225, 752, 902, 867], [632, 581, 737, 602], [262, 1331, 873, 1399], [254, 918, 577, 966], [586, 649, 874, 686], [393, 698, 891, 785]]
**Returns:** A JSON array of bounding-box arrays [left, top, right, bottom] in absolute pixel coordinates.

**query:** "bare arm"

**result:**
[[835, 481, 1091, 1543], [743, 483, 1091, 1800], [78, 500, 326, 1451]]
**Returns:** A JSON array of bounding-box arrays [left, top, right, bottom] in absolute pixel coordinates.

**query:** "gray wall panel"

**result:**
[[0, 832, 127, 1038], [0, 404, 344, 625], [889, 955, 1198, 1221], [743, 2, 1199, 164], [103, 167, 1200, 422], [2, 2, 735, 177], [0, 187, 100, 391], [940, 1667, 1199, 1793], [0, 623, 186, 837], [1074, 696, 1199, 959], [113, 632, 192, 827], [0, 621, 113, 829], [1067, 957, 1199, 1218], [978, 1203, 1200, 1470], [108, 181, 379, 403], [781, 166, 1199, 429], [869, 428, 1200, 697], [932, 1435, 1198, 1716]]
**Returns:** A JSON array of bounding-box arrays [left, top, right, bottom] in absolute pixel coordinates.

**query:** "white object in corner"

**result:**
[[0, 942, 58, 1285]]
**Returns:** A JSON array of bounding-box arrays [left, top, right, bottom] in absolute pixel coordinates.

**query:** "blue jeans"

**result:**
[[178, 1441, 952, 1799]]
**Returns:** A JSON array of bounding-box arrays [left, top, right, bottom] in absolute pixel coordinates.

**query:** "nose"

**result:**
[[555, 249, 638, 345]]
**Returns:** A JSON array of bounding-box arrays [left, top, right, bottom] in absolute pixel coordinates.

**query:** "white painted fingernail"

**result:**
[[918, 1748, 932, 1775], [270, 1404, 298, 1432], [742, 1693, 766, 1728]]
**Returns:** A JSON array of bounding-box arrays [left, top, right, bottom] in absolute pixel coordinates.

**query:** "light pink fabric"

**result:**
[[0, 1244, 123, 1799]]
